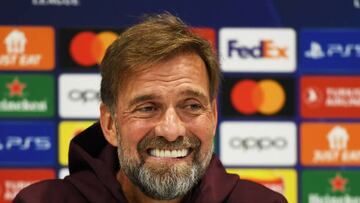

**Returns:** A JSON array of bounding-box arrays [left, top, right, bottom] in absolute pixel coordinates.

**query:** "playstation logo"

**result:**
[[305, 41, 325, 59]]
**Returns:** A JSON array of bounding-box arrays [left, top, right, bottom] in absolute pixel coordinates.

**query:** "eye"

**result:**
[[137, 104, 157, 112], [132, 103, 160, 118], [182, 100, 205, 114], [188, 103, 202, 111]]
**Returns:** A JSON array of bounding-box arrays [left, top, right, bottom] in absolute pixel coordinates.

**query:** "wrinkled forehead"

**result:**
[[116, 52, 210, 98]]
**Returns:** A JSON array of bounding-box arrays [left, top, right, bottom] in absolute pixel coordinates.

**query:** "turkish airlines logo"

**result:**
[[219, 28, 296, 72], [59, 74, 101, 118], [0, 169, 55, 203], [222, 77, 294, 118], [220, 121, 296, 166], [59, 29, 122, 69], [3, 180, 33, 201], [301, 76, 360, 118], [301, 123, 360, 166], [0, 26, 54, 70], [303, 86, 324, 107]]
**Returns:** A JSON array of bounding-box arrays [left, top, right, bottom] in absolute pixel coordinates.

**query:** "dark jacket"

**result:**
[[14, 122, 288, 203]]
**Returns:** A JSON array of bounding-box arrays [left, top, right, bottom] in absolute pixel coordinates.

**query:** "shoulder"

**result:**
[[13, 179, 87, 203], [226, 179, 288, 203]]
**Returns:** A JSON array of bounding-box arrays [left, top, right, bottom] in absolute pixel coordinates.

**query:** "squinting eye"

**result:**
[[132, 103, 160, 118], [189, 104, 202, 111], [183, 101, 204, 113], [138, 105, 157, 112]]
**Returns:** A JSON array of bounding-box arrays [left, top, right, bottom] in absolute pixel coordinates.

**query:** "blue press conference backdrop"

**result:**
[[1, 1, 360, 202]]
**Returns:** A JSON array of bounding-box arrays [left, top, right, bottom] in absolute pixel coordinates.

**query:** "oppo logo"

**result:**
[[0, 136, 51, 151], [68, 89, 100, 103], [229, 137, 287, 150]]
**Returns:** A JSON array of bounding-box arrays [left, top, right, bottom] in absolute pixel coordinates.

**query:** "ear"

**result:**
[[211, 98, 218, 136], [100, 103, 118, 147]]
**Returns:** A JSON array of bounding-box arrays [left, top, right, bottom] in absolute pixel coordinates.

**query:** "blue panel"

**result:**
[[300, 29, 360, 73], [0, 121, 56, 166], [0, 0, 281, 27]]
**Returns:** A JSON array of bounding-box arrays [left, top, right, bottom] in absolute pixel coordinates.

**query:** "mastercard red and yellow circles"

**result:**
[[231, 79, 285, 115], [70, 31, 118, 67]]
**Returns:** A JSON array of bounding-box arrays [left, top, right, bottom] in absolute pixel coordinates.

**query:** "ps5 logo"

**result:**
[[305, 41, 360, 59], [0, 136, 51, 151]]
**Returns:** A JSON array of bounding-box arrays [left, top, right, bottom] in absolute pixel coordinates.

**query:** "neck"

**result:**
[[117, 170, 183, 203]]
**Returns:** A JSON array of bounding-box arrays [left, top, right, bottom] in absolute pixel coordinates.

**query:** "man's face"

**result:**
[[111, 53, 217, 200]]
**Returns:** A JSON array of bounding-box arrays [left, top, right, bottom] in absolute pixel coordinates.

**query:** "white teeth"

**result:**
[[171, 150, 177, 157], [149, 149, 189, 158], [160, 150, 165, 157], [156, 149, 160, 157]]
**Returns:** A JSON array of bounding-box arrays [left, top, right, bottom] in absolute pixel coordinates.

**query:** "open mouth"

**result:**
[[147, 148, 192, 158]]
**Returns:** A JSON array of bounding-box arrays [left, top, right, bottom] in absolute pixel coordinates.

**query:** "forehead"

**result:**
[[119, 53, 210, 99]]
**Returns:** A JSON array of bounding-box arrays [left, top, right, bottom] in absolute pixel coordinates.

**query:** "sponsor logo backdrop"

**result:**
[[1, 1, 360, 202]]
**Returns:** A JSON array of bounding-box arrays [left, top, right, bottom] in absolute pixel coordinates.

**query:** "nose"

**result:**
[[155, 107, 186, 142]]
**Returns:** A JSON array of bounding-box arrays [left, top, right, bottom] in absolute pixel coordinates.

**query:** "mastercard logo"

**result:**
[[231, 79, 285, 115], [69, 31, 118, 67]]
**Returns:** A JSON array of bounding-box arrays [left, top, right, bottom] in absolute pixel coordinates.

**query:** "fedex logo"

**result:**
[[228, 40, 288, 59], [0, 136, 51, 151], [220, 28, 296, 73]]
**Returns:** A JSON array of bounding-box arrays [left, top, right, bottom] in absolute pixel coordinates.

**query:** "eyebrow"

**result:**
[[128, 89, 209, 107], [128, 94, 160, 107], [179, 89, 209, 103]]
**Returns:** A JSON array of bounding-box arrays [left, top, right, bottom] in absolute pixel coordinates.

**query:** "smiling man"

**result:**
[[105, 52, 217, 202], [14, 13, 287, 203]]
